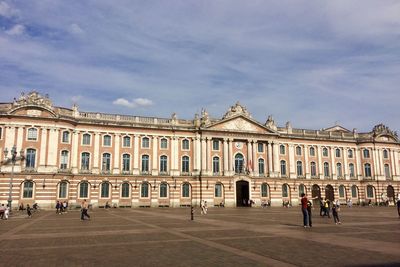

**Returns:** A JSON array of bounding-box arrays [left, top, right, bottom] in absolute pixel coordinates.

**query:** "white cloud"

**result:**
[[5, 24, 25, 36], [69, 23, 84, 35], [0, 1, 18, 18], [113, 98, 154, 108]]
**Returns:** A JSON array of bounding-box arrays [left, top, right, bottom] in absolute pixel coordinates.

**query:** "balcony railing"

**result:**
[[181, 172, 191, 176], [159, 171, 170, 176], [121, 170, 132, 175], [58, 168, 72, 173], [79, 169, 92, 174], [24, 167, 37, 173], [140, 171, 152, 175]]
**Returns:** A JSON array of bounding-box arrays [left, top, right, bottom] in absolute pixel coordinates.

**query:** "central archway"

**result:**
[[325, 184, 334, 201], [236, 180, 249, 207]]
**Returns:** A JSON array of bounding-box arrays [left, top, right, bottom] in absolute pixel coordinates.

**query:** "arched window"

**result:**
[[182, 183, 190, 198], [235, 154, 244, 174], [160, 155, 168, 173], [142, 137, 150, 148], [58, 181, 68, 198], [26, 149, 36, 168], [121, 182, 130, 198], [296, 161, 303, 176], [62, 131, 70, 143], [322, 147, 328, 157], [349, 163, 355, 178], [258, 158, 265, 175], [351, 185, 358, 198], [123, 136, 131, 147], [103, 135, 111, 146], [215, 184, 222, 197], [323, 162, 330, 177], [309, 147, 315, 156], [122, 154, 130, 172], [182, 139, 189, 150], [213, 156, 220, 174], [160, 138, 168, 149], [282, 184, 289, 198], [27, 128, 38, 141], [364, 163, 371, 177], [160, 182, 168, 198], [383, 149, 389, 159], [310, 162, 317, 177], [339, 185, 345, 198], [141, 182, 149, 197], [336, 163, 342, 177], [384, 164, 390, 178], [335, 148, 341, 158], [102, 153, 111, 171], [366, 185, 374, 198], [101, 182, 110, 198], [280, 160, 287, 176], [60, 150, 69, 169], [261, 183, 269, 197], [79, 182, 89, 198], [82, 133, 91, 145], [141, 155, 149, 172], [280, 144, 285, 155], [298, 184, 305, 197], [182, 156, 190, 173], [363, 149, 370, 158], [23, 181, 34, 198], [347, 149, 353, 158], [296, 146, 302, 156], [81, 152, 90, 170]]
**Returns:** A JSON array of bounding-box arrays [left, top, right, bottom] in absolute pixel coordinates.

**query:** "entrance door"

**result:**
[[325, 185, 334, 201], [387, 185, 395, 203], [236, 180, 249, 207]]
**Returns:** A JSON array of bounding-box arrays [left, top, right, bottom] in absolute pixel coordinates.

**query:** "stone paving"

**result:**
[[0, 206, 399, 267]]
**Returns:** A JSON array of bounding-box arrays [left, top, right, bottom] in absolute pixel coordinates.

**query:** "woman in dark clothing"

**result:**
[[26, 204, 32, 218], [332, 204, 341, 224]]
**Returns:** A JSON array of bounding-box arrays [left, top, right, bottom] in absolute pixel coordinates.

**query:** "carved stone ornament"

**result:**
[[12, 91, 53, 110], [222, 101, 251, 119], [372, 124, 398, 137]]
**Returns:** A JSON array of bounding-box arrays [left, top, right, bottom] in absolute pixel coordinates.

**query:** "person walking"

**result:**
[[55, 201, 61, 214], [26, 204, 32, 218], [80, 199, 91, 220], [63, 201, 68, 213], [301, 193, 309, 228], [397, 198, 400, 218], [307, 199, 313, 227], [4, 205, 9, 220], [332, 203, 341, 224]]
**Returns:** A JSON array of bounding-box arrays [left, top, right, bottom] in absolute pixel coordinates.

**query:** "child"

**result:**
[[332, 203, 341, 225]]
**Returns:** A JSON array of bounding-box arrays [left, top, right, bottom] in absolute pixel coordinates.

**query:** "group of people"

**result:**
[[55, 200, 68, 214], [0, 204, 10, 220], [301, 194, 341, 228]]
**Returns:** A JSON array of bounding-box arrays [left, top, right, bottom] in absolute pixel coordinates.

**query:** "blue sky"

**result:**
[[0, 0, 399, 132]]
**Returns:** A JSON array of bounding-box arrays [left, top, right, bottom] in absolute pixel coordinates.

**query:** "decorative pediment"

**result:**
[[324, 125, 351, 133], [8, 91, 57, 118], [206, 115, 277, 134], [372, 124, 398, 142], [222, 102, 251, 119]]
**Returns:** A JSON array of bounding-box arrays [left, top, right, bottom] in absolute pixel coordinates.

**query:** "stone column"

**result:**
[[223, 138, 229, 176], [206, 137, 212, 175], [133, 134, 139, 175], [356, 148, 362, 180], [173, 137, 179, 176], [201, 137, 207, 174], [228, 138, 233, 175], [253, 140, 258, 176], [372, 148, 379, 179], [113, 134, 121, 174], [38, 127, 48, 171], [273, 141, 279, 177], [71, 131, 79, 174], [193, 135, 200, 175], [288, 144, 295, 178], [247, 139, 253, 175], [4, 126, 16, 155], [304, 145, 309, 179], [267, 142, 273, 177], [16, 127, 24, 158], [93, 132, 100, 174], [390, 150, 396, 177], [47, 128, 59, 171], [317, 145, 323, 179], [343, 147, 349, 180], [394, 150, 400, 177], [330, 147, 336, 179]]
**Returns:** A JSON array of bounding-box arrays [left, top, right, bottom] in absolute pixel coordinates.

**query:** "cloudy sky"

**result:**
[[0, 0, 399, 132]]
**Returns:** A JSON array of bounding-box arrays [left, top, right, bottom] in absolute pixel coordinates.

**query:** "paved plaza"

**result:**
[[0, 206, 399, 267]]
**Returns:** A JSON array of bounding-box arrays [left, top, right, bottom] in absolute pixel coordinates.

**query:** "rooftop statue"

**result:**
[[222, 101, 251, 119], [12, 91, 53, 109]]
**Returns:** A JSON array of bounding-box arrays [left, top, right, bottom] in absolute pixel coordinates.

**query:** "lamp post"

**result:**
[[3, 145, 25, 211]]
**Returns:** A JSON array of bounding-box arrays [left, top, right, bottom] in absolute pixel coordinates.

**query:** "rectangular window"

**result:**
[[82, 134, 91, 145], [215, 184, 222, 197], [62, 131, 69, 143], [142, 137, 150, 148], [103, 135, 111, 146], [182, 139, 189, 150], [123, 136, 131, 147], [160, 138, 168, 149], [27, 128, 38, 141], [212, 140, 219, 151], [258, 143, 264, 153]]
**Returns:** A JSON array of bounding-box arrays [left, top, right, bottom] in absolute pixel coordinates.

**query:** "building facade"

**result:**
[[0, 91, 399, 209]]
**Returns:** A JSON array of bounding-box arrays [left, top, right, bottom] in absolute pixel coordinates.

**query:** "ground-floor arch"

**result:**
[[236, 180, 249, 207]]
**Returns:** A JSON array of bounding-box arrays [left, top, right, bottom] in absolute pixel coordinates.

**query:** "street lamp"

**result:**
[[3, 145, 25, 211]]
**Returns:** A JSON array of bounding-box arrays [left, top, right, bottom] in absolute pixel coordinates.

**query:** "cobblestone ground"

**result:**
[[0, 206, 399, 267]]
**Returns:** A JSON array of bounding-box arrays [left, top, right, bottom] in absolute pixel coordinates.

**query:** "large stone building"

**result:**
[[0, 91, 399, 209]]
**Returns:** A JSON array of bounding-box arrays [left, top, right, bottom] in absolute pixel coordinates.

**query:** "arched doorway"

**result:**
[[312, 184, 321, 206], [325, 184, 334, 201], [236, 180, 249, 207], [387, 185, 395, 204], [235, 154, 245, 174]]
